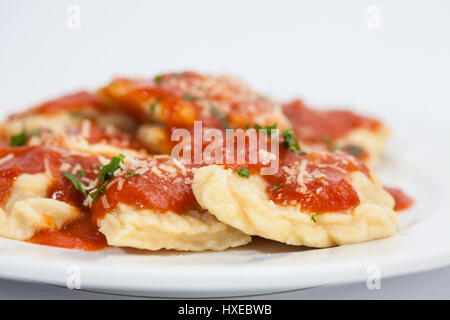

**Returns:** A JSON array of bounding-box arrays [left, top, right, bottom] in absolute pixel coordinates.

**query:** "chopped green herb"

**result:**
[[311, 212, 321, 223], [323, 135, 343, 152], [125, 171, 136, 178], [210, 106, 230, 129], [331, 145, 341, 152], [150, 98, 161, 115], [89, 182, 107, 201], [343, 145, 363, 157], [63, 172, 87, 196], [150, 103, 156, 114], [10, 128, 45, 147], [282, 129, 301, 153], [254, 123, 263, 131], [10, 129, 27, 147], [98, 154, 126, 183], [89, 154, 126, 201], [70, 112, 82, 118], [76, 170, 86, 177], [253, 123, 278, 135], [272, 184, 281, 191], [154, 75, 163, 84], [29, 130, 42, 137], [183, 94, 196, 101], [243, 123, 250, 130], [264, 123, 278, 135], [322, 135, 333, 147], [237, 168, 250, 178]]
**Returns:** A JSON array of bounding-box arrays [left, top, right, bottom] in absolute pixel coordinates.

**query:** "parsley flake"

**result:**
[[154, 75, 163, 84], [210, 106, 230, 129], [311, 212, 321, 223], [89, 154, 126, 201], [76, 170, 86, 177], [29, 130, 42, 137], [63, 172, 87, 196], [70, 112, 82, 119], [125, 171, 136, 178], [322, 135, 334, 148], [183, 94, 196, 101], [237, 168, 250, 178], [254, 123, 278, 135], [98, 154, 126, 183], [282, 129, 301, 153], [343, 145, 363, 157], [89, 182, 107, 201], [150, 98, 162, 115], [10, 130, 27, 147]]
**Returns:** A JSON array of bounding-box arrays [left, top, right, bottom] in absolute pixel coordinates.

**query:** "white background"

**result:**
[[0, 0, 449, 299]]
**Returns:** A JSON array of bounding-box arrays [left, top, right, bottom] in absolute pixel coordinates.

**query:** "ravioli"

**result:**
[[1, 91, 144, 157], [283, 99, 390, 167], [4, 92, 137, 138], [192, 151, 398, 248], [100, 72, 290, 154], [98, 205, 251, 251], [91, 154, 251, 251], [100, 73, 389, 167], [100, 72, 289, 129]]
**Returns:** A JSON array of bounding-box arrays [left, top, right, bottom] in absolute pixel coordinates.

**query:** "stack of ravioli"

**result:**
[[0, 72, 401, 251]]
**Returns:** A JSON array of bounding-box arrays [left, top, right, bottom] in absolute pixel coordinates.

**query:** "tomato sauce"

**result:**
[[221, 131, 369, 214], [30, 214, 107, 251], [385, 187, 414, 211], [283, 99, 381, 143], [263, 150, 367, 213], [9, 92, 108, 119], [82, 120, 145, 151], [101, 72, 284, 131], [92, 159, 197, 222]]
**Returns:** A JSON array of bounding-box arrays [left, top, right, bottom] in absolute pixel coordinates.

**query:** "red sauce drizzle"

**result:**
[[283, 99, 381, 143], [384, 187, 414, 211], [263, 150, 367, 213]]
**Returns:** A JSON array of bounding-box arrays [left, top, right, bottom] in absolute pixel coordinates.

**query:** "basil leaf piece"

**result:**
[[237, 168, 250, 178], [63, 172, 87, 196], [10, 130, 27, 147]]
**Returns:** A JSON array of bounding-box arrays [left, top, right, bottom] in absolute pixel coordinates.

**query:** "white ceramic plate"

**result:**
[[0, 110, 448, 298]]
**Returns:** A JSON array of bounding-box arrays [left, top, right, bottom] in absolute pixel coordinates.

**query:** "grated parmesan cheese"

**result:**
[[80, 120, 92, 139], [44, 158, 52, 177], [0, 153, 14, 165], [158, 163, 177, 175]]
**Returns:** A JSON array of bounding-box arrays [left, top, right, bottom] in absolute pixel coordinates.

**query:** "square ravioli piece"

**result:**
[[192, 150, 397, 248]]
